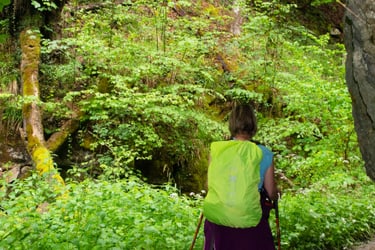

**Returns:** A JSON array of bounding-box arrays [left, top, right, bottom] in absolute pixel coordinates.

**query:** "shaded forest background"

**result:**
[[0, 0, 375, 249]]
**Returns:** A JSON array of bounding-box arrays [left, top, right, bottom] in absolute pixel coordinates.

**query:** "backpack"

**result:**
[[203, 140, 263, 228]]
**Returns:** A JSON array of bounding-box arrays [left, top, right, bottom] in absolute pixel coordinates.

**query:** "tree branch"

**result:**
[[46, 107, 81, 152]]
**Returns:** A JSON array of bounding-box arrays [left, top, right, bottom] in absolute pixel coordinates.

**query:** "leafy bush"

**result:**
[[0, 174, 204, 249], [277, 183, 375, 249], [78, 84, 225, 177]]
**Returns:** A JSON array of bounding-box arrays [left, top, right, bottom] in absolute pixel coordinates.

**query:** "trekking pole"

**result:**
[[274, 197, 281, 250], [189, 211, 204, 250]]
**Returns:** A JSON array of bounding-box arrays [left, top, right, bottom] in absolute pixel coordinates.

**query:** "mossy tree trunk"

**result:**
[[6, 0, 71, 187], [20, 29, 64, 185]]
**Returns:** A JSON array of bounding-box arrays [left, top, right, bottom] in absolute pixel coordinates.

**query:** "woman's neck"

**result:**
[[234, 134, 250, 141]]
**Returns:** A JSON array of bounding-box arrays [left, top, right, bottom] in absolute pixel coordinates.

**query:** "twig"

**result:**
[[336, 0, 365, 23]]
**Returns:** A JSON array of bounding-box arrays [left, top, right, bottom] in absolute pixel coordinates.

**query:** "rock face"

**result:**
[[344, 0, 375, 181]]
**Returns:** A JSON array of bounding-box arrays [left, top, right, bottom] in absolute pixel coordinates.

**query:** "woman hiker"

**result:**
[[203, 104, 280, 250]]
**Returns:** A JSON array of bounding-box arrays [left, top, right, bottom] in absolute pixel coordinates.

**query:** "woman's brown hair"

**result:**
[[228, 104, 258, 138]]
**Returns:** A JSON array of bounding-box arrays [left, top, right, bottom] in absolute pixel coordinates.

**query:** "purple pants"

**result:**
[[203, 198, 275, 250]]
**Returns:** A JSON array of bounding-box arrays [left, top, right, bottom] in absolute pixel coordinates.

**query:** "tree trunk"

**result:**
[[344, 0, 375, 181], [20, 29, 64, 185], [230, 1, 243, 36], [46, 109, 81, 152], [7, 0, 71, 187]]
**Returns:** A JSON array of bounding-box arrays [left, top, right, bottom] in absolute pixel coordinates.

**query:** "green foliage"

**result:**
[[278, 183, 375, 249], [0, 0, 10, 12], [0, 52, 17, 90], [78, 84, 225, 177], [311, 0, 336, 6], [64, 3, 220, 90], [0, 19, 9, 43], [31, 0, 57, 12], [0, 174, 204, 249], [224, 88, 264, 104], [0, 50, 21, 136], [0, 93, 23, 133]]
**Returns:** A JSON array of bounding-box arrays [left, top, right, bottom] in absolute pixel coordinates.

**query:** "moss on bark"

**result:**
[[46, 112, 81, 152], [20, 29, 64, 186]]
